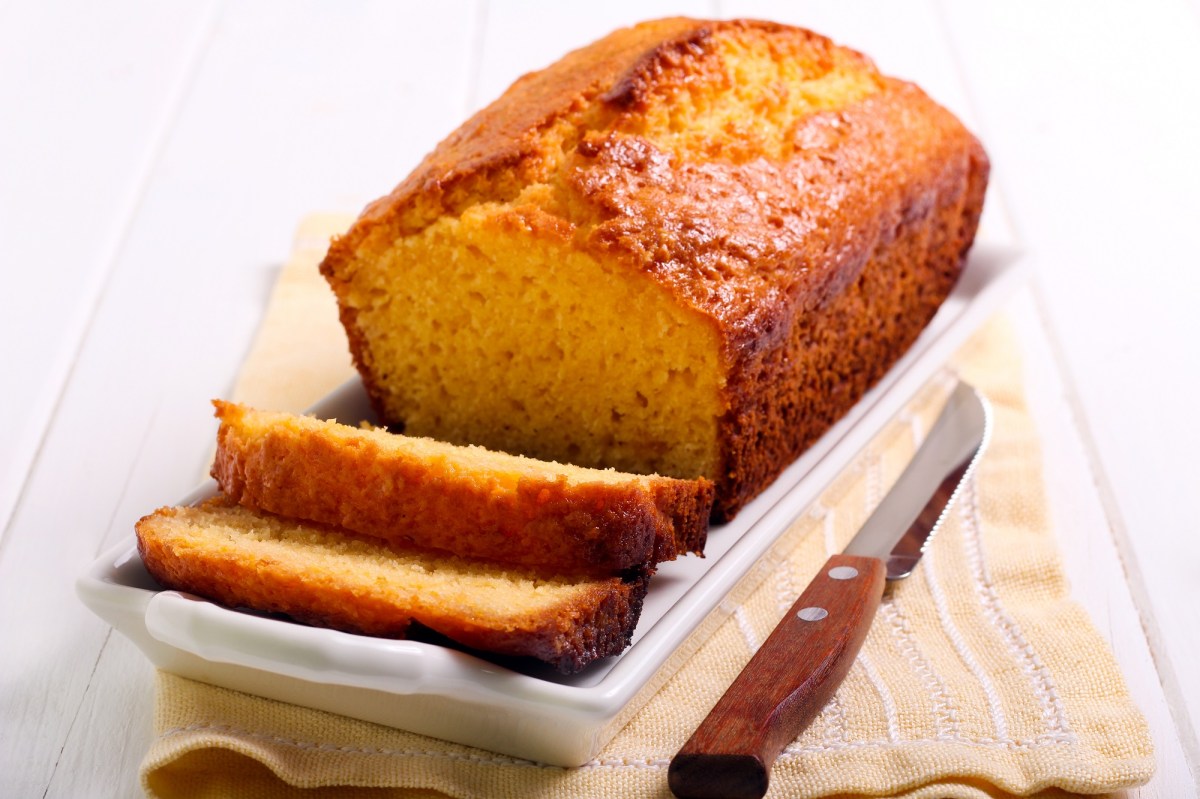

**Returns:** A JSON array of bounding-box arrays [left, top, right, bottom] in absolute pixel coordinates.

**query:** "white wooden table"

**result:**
[[3, 2, 1198, 796]]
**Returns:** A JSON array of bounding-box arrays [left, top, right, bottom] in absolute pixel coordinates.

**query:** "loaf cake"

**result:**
[[136, 498, 649, 673], [211, 400, 712, 571], [320, 17, 989, 521]]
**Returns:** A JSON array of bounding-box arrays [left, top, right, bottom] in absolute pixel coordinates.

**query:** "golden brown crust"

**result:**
[[691, 84, 989, 518], [318, 17, 702, 255], [211, 401, 711, 571], [137, 505, 415, 638], [429, 573, 650, 673], [321, 18, 989, 519], [711, 144, 987, 518], [136, 499, 650, 674], [649, 478, 713, 561]]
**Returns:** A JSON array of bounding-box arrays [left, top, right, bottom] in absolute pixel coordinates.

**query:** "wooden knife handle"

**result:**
[[668, 553, 886, 799]]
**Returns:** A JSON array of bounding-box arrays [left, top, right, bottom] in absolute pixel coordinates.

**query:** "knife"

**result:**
[[668, 382, 992, 799]]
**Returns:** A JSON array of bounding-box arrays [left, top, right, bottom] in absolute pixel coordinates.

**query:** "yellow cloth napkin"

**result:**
[[140, 215, 1154, 798]]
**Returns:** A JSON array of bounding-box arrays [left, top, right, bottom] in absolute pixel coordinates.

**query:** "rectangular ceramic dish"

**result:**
[[78, 243, 1022, 766]]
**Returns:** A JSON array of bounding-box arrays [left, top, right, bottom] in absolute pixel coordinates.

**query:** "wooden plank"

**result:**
[[1010, 287, 1194, 799], [936, 0, 1200, 785], [43, 635, 156, 799], [1, 2, 479, 795], [0, 0, 219, 542]]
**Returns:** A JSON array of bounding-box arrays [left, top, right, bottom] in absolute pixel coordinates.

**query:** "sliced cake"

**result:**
[[211, 401, 712, 572], [136, 498, 650, 674]]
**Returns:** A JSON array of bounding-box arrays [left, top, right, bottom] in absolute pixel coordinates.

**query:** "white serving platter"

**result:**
[[77, 242, 1023, 767]]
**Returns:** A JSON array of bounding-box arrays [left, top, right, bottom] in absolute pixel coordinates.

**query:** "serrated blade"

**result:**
[[843, 381, 992, 579]]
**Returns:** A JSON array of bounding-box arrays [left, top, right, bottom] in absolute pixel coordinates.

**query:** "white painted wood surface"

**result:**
[[2, 1, 1196, 796]]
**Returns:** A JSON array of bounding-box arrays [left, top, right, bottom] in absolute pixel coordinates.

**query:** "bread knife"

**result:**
[[668, 382, 991, 799]]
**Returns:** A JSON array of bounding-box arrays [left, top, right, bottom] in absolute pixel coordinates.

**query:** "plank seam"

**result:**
[[0, 1, 224, 559]]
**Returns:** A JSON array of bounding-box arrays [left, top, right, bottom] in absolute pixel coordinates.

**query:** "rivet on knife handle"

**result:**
[[668, 553, 886, 799]]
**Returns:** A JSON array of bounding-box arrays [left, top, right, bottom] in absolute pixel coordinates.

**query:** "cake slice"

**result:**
[[211, 401, 712, 572], [136, 498, 650, 673]]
